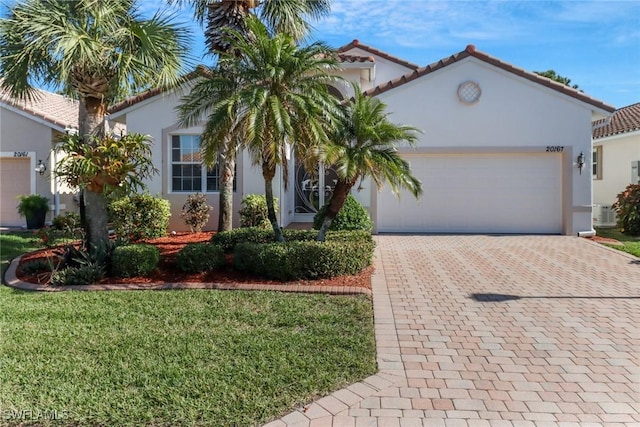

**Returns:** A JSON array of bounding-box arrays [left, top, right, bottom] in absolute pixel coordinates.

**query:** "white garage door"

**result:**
[[376, 152, 563, 234], [0, 158, 31, 226]]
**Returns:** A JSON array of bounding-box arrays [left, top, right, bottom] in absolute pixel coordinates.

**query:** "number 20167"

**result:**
[[546, 146, 564, 152]]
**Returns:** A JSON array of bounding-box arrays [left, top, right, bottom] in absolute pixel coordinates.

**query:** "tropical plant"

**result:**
[[186, 18, 342, 242], [54, 132, 158, 196], [109, 193, 171, 241], [176, 0, 332, 233], [612, 184, 640, 236], [16, 194, 50, 218], [317, 83, 423, 241], [0, 0, 190, 250]]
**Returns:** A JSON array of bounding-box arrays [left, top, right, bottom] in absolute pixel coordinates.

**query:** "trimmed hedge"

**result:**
[[212, 227, 373, 253], [111, 244, 160, 278], [233, 239, 375, 281], [176, 243, 226, 273]]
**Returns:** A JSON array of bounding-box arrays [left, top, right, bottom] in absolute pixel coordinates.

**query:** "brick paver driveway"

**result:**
[[266, 235, 639, 427]]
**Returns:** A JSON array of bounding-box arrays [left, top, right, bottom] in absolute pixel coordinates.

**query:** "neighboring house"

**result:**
[[592, 103, 640, 227], [109, 41, 614, 235], [0, 86, 79, 227]]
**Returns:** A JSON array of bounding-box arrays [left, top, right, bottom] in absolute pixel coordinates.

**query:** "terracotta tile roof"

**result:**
[[0, 84, 78, 130], [593, 102, 640, 139], [338, 53, 375, 64], [364, 45, 615, 114], [337, 39, 419, 70], [108, 68, 207, 115]]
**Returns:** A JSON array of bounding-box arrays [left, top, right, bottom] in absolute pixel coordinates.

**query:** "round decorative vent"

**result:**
[[457, 81, 481, 105]]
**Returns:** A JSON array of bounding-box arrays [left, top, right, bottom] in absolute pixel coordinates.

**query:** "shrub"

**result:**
[[52, 212, 80, 231], [612, 184, 640, 236], [109, 194, 170, 241], [50, 264, 106, 286], [313, 195, 373, 231], [111, 244, 160, 278], [20, 259, 52, 275], [233, 239, 375, 281], [212, 228, 373, 253], [181, 193, 212, 232], [238, 194, 277, 228], [176, 243, 225, 273]]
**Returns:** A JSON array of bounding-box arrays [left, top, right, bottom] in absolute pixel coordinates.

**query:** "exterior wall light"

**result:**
[[577, 152, 585, 174], [35, 160, 47, 175]]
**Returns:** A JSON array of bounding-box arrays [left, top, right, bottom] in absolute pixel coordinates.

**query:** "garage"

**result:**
[[0, 157, 31, 227], [376, 152, 563, 234]]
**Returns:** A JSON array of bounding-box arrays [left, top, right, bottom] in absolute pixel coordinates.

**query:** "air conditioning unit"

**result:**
[[593, 204, 617, 227]]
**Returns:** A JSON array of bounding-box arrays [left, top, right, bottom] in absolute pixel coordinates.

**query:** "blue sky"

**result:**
[[173, 0, 640, 109], [3, 0, 637, 108]]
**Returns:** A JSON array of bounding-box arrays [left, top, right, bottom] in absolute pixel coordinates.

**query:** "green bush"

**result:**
[[109, 194, 170, 241], [181, 193, 212, 232], [212, 228, 373, 253], [51, 212, 80, 231], [233, 239, 375, 281], [111, 244, 160, 278], [239, 194, 277, 228], [50, 264, 106, 286], [612, 184, 640, 236], [176, 243, 225, 273], [313, 195, 373, 231], [20, 259, 52, 275]]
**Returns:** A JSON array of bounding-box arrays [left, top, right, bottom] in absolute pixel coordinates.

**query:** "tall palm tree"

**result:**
[[175, 0, 332, 232], [187, 17, 342, 241], [317, 84, 423, 241], [0, 0, 190, 249]]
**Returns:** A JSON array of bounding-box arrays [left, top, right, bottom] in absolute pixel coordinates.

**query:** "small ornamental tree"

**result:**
[[181, 193, 212, 232], [612, 184, 640, 236]]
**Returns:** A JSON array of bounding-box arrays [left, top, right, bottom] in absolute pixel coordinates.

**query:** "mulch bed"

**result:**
[[17, 231, 372, 291]]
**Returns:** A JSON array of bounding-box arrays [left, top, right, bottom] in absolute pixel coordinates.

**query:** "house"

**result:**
[[0, 86, 79, 227], [592, 103, 640, 227], [110, 41, 615, 235]]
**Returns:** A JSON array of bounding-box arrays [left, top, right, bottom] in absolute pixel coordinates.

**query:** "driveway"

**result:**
[[266, 235, 639, 426]]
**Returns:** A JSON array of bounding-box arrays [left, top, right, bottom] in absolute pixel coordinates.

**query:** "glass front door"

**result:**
[[294, 162, 338, 220]]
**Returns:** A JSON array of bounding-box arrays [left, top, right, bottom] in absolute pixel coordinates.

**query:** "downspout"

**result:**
[[579, 116, 613, 237]]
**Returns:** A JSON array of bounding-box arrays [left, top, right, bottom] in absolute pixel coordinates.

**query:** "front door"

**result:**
[[294, 162, 338, 221]]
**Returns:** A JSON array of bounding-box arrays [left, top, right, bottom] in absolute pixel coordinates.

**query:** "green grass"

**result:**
[[595, 227, 640, 257], [0, 231, 42, 277], [0, 232, 377, 427]]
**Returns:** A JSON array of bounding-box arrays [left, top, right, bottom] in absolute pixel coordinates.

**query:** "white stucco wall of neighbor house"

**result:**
[[593, 132, 640, 205], [372, 57, 602, 236]]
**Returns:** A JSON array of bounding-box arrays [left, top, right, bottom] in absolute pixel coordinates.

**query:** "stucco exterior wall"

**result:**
[[593, 132, 640, 205], [0, 107, 76, 225], [373, 57, 598, 235]]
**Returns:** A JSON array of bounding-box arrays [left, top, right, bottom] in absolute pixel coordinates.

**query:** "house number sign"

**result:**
[[13, 151, 28, 157], [545, 146, 564, 152]]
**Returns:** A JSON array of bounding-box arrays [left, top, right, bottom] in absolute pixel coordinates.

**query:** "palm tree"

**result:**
[[0, 0, 190, 249], [187, 17, 342, 241], [174, 0, 332, 232], [317, 84, 423, 241]]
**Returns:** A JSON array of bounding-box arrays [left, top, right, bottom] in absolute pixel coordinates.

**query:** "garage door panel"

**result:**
[[377, 153, 562, 234], [0, 158, 31, 226]]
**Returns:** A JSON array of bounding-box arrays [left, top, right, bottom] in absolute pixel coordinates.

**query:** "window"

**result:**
[[592, 146, 602, 180], [171, 135, 234, 192]]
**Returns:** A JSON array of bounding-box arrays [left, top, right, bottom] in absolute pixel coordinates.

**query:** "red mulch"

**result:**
[[17, 232, 372, 290]]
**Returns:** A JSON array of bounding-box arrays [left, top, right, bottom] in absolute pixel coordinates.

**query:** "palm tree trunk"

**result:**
[[263, 163, 284, 242], [317, 179, 356, 242], [217, 150, 235, 232], [79, 96, 110, 250]]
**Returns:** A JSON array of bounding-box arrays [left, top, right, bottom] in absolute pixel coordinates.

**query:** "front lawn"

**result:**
[[595, 227, 640, 257], [0, 233, 377, 427]]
